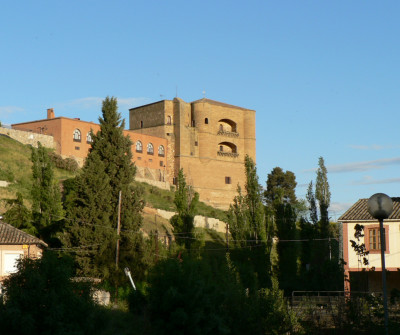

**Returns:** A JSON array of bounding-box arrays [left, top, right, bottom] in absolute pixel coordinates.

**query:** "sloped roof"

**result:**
[[0, 221, 47, 247], [338, 197, 400, 221]]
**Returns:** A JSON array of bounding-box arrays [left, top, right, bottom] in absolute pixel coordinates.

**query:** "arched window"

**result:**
[[73, 129, 81, 142], [205, 118, 209, 124], [167, 115, 172, 125], [158, 145, 165, 157], [147, 143, 154, 155], [86, 132, 93, 144], [136, 141, 143, 153]]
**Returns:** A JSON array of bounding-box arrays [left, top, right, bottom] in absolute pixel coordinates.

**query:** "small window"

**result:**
[[149, 159, 153, 163], [75, 146, 80, 150], [137, 157, 142, 160], [195, 141, 198, 146], [220, 145, 224, 152], [191, 120, 195, 127], [365, 225, 389, 254], [205, 118, 208, 124], [158, 145, 165, 157], [86, 132, 93, 144], [140, 121, 143, 128], [73, 129, 81, 142], [160, 161, 164, 167], [147, 143, 154, 155], [219, 124, 223, 131], [166, 133, 170, 136], [167, 115, 172, 125], [225, 177, 231, 184], [136, 141, 143, 153], [173, 177, 177, 185], [369, 228, 385, 251]]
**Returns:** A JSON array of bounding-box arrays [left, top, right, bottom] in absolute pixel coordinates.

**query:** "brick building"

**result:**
[[129, 98, 256, 209], [12, 109, 169, 183], [12, 97, 256, 209]]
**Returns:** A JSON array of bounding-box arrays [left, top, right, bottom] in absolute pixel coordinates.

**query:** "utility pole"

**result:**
[[116, 190, 122, 268], [115, 191, 122, 304], [226, 222, 229, 252]]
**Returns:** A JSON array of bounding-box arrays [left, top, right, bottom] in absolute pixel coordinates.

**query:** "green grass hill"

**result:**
[[0, 134, 228, 232]]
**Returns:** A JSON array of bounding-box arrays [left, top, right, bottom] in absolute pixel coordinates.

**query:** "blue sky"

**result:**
[[1, 1, 400, 219]]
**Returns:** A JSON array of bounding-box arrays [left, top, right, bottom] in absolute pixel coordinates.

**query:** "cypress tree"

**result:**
[[63, 97, 144, 282]]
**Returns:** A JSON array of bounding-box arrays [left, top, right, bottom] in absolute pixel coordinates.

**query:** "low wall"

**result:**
[[156, 209, 226, 233], [135, 177, 171, 191], [0, 127, 55, 149]]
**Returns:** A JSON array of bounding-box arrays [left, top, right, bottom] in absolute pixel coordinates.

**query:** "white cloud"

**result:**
[[326, 157, 400, 173], [329, 202, 353, 218], [352, 176, 400, 185]]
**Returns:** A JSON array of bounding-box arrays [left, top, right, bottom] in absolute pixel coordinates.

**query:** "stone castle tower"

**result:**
[[129, 98, 256, 209]]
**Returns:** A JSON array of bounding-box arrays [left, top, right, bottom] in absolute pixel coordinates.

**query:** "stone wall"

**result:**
[[0, 127, 55, 149], [156, 208, 226, 233]]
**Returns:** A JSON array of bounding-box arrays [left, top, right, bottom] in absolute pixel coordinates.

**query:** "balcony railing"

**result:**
[[217, 130, 239, 138], [217, 151, 239, 158]]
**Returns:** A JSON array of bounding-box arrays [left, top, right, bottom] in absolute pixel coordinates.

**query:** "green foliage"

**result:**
[[315, 156, 330, 235], [143, 255, 299, 335], [0, 252, 97, 335], [0, 166, 14, 182], [229, 155, 268, 246], [2, 192, 35, 234], [63, 97, 145, 285], [30, 142, 64, 242], [264, 166, 297, 206], [274, 203, 299, 294], [170, 169, 199, 250], [228, 155, 273, 288], [306, 181, 318, 225], [48, 151, 79, 172]]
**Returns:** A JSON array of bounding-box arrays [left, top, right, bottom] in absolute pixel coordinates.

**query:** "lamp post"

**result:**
[[367, 193, 393, 335]]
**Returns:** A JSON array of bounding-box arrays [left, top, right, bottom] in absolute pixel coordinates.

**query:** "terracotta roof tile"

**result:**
[[338, 197, 400, 221], [0, 221, 47, 247]]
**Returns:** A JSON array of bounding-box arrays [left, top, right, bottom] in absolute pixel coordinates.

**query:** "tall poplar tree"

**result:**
[[170, 169, 199, 250], [228, 155, 273, 288], [63, 97, 144, 282], [31, 142, 64, 240], [315, 156, 331, 237]]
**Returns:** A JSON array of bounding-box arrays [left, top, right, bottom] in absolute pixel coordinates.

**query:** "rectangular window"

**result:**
[[75, 146, 80, 150], [137, 157, 142, 160], [149, 159, 153, 162], [365, 225, 389, 253], [195, 141, 198, 146], [225, 176, 231, 184], [160, 161, 164, 167], [3, 253, 23, 274], [369, 228, 385, 251]]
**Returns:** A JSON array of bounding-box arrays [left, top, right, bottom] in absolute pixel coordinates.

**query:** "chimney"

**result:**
[[47, 108, 55, 119]]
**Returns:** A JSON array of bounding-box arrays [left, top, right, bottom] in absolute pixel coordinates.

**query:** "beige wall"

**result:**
[[0, 244, 43, 281], [0, 126, 55, 149], [129, 98, 256, 209], [344, 220, 400, 271]]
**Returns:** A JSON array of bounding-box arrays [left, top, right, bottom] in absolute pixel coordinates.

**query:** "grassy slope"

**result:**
[[0, 135, 228, 231]]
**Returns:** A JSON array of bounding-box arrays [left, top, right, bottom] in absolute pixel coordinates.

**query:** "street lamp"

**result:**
[[367, 193, 393, 335]]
